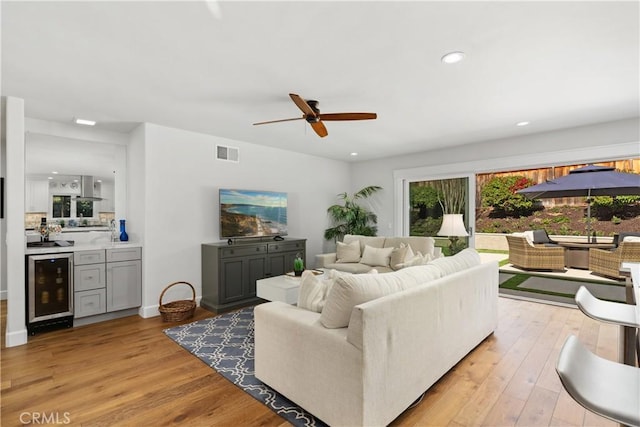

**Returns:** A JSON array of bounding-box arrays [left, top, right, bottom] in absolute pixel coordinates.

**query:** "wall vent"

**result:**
[[216, 145, 239, 163]]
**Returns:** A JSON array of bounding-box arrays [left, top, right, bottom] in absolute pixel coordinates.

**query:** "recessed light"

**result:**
[[516, 121, 530, 127], [47, 177, 53, 180], [441, 51, 465, 64], [52, 171, 58, 174], [350, 152, 358, 157], [74, 118, 96, 126]]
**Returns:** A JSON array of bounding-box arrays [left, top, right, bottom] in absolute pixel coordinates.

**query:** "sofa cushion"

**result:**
[[427, 248, 481, 276], [343, 234, 386, 255], [319, 264, 442, 328], [322, 263, 392, 274], [383, 236, 434, 257], [336, 240, 361, 263], [360, 245, 394, 268]]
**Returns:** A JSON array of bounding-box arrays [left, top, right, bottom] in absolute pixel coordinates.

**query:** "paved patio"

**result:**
[[478, 251, 620, 284]]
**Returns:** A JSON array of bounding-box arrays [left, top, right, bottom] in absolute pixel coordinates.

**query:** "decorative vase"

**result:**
[[119, 219, 129, 242]]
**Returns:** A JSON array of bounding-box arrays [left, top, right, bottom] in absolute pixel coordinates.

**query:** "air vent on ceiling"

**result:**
[[216, 145, 239, 163]]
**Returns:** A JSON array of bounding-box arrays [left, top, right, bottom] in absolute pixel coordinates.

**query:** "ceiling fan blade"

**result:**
[[310, 120, 328, 138], [318, 112, 377, 121], [253, 117, 304, 125], [289, 93, 317, 117]]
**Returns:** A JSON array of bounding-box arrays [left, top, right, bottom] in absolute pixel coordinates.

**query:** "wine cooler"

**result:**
[[27, 253, 74, 335]]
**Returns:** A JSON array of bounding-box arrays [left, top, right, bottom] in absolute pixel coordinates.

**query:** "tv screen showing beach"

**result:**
[[220, 189, 288, 238]]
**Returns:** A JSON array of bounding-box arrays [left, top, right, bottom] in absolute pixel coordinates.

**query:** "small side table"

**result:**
[[256, 275, 301, 304]]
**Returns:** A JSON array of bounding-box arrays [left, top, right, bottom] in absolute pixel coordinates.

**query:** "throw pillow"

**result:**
[[390, 243, 416, 270], [360, 245, 394, 267], [532, 229, 551, 244], [297, 271, 332, 313], [336, 240, 361, 263]]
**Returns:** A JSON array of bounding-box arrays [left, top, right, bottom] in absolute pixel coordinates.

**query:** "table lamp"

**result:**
[[437, 214, 469, 255]]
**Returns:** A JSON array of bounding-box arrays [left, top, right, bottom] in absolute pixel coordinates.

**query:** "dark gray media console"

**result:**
[[201, 237, 306, 312]]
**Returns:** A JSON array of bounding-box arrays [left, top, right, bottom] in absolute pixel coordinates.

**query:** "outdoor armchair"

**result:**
[[589, 240, 640, 280], [506, 235, 565, 271]]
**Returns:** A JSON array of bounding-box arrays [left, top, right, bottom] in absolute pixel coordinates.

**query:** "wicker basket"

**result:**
[[158, 281, 196, 322]]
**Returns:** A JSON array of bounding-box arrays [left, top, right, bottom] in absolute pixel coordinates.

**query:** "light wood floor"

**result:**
[[1, 297, 619, 427]]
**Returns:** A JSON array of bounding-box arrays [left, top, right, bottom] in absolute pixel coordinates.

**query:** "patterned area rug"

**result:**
[[163, 307, 327, 427]]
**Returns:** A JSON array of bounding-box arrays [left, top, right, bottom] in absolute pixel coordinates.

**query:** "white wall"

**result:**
[[1, 97, 6, 300], [4, 97, 28, 347], [351, 118, 640, 237], [132, 123, 350, 317]]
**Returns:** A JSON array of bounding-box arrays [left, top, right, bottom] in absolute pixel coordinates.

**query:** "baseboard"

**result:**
[[5, 328, 28, 347], [0, 290, 7, 300], [139, 296, 202, 319]]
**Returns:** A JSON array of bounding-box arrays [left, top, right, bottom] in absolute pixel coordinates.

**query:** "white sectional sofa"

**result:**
[[255, 249, 499, 426], [315, 234, 442, 273]]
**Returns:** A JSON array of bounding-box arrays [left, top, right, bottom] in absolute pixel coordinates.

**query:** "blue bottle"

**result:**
[[119, 219, 129, 242]]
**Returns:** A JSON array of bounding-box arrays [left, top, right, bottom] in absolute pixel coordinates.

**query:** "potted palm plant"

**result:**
[[324, 185, 382, 242]]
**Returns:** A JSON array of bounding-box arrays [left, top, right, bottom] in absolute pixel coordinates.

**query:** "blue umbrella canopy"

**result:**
[[517, 164, 640, 239], [517, 165, 640, 199]]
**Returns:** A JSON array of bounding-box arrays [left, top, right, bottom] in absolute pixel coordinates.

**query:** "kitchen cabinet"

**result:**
[[73, 247, 141, 319], [26, 178, 49, 213], [106, 247, 142, 311], [201, 238, 305, 312], [74, 250, 107, 318]]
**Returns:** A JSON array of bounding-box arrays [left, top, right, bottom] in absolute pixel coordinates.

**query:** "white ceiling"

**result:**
[[2, 1, 639, 162]]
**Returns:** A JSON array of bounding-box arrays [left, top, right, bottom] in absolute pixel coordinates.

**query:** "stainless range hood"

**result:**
[[75, 175, 103, 201]]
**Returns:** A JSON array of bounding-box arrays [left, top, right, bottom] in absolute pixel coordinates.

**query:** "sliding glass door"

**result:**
[[404, 174, 475, 255]]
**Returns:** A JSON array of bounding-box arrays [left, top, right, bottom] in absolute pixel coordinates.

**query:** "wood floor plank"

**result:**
[[515, 386, 558, 426], [1, 297, 623, 427]]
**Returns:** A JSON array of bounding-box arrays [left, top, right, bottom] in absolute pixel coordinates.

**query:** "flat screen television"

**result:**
[[219, 189, 288, 239]]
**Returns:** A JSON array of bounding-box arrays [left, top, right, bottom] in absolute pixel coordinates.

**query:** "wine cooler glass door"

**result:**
[[28, 253, 74, 323]]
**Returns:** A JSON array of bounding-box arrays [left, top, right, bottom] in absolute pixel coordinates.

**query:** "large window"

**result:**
[[52, 195, 71, 218], [408, 176, 472, 255], [51, 195, 93, 219], [76, 200, 94, 218]]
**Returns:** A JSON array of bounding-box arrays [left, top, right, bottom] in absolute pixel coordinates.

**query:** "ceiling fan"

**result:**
[[253, 93, 377, 138]]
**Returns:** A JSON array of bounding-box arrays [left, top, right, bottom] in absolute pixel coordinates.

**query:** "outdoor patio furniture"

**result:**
[[531, 229, 560, 246], [505, 235, 565, 271], [556, 335, 640, 427], [589, 241, 640, 280], [612, 231, 640, 247]]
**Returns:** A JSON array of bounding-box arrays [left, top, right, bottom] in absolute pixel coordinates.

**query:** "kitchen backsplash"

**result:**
[[25, 212, 115, 229]]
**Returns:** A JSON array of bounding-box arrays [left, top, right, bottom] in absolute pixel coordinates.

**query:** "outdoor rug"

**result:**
[[163, 307, 327, 427]]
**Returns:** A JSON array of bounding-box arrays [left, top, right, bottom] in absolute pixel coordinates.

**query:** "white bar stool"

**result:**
[[556, 335, 640, 427], [575, 285, 639, 366], [575, 286, 639, 328]]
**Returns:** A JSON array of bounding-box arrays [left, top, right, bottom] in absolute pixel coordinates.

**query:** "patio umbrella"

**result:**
[[517, 164, 640, 239]]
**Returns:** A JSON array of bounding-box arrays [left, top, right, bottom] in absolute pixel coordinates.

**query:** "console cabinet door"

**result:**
[[220, 255, 265, 303], [106, 260, 141, 311]]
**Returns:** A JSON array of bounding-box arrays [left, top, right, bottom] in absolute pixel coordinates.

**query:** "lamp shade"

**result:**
[[437, 214, 469, 237]]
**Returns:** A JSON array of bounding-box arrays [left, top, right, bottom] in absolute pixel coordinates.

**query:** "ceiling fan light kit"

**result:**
[[253, 93, 377, 138]]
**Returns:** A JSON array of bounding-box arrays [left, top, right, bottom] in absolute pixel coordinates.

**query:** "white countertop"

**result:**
[[25, 241, 142, 255]]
